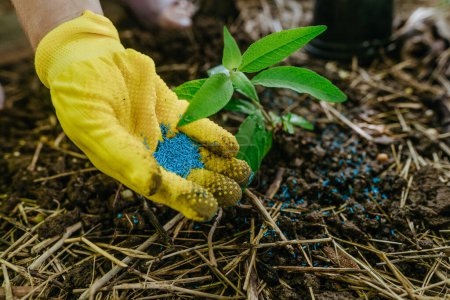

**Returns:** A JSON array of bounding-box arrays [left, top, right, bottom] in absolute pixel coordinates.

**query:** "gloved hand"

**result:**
[[35, 11, 251, 221]]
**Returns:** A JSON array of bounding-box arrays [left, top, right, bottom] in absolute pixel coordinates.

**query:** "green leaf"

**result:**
[[236, 112, 272, 171], [239, 26, 326, 73], [282, 117, 295, 134], [224, 99, 257, 115], [173, 79, 207, 101], [222, 27, 242, 70], [252, 66, 347, 103], [281, 113, 313, 133], [262, 130, 273, 157], [207, 65, 229, 77], [289, 113, 314, 130], [178, 74, 233, 127], [230, 72, 259, 101], [269, 111, 282, 125]]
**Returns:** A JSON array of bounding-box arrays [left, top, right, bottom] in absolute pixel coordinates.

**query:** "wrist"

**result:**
[[12, 0, 103, 50], [35, 11, 124, 88]]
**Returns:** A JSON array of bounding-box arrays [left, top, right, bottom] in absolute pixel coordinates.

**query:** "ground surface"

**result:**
[[0, 0, 449, 299]]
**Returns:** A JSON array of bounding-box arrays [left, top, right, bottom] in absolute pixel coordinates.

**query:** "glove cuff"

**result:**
[[35, 10, 125, 88]]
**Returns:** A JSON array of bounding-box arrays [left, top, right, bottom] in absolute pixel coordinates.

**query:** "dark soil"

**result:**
[[0, 0, 449, 299]]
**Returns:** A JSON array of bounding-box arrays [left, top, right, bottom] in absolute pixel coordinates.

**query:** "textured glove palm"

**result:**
[[35, 11, 251, 221]]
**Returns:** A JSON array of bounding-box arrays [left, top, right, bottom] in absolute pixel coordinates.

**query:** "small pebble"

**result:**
[[121, 189, 134, 201], [338, 70, 350, 79], [294, 158, 303, 167], [424, 109, 434, 117], [376, 153, 389, 162]]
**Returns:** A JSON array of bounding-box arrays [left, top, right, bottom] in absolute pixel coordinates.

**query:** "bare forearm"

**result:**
[[11, 0, 103, 50]]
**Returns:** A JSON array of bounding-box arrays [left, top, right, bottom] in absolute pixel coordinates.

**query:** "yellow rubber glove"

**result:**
[[35, 11, 251, 221]]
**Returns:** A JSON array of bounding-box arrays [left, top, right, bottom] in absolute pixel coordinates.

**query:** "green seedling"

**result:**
[[175, 25, 347, 171]]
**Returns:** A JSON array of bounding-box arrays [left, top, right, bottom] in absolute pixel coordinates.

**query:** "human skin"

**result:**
[[12, 0, 194, 49], [123, 0, 194, 29], [11, 0, 103, 50]]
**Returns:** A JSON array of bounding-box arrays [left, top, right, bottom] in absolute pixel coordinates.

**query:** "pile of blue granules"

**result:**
[[151, 125, 204, 178]]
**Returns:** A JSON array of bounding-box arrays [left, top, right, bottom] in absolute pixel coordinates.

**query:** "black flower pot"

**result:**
[[305, 0, 394, 60]]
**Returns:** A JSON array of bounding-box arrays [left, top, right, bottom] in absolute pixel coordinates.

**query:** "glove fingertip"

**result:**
[[179, 119, 240, 158], [148, 168, 218, 221]]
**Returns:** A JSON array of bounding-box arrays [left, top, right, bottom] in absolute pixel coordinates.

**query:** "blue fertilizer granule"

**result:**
[[152, 125, 204, 178]]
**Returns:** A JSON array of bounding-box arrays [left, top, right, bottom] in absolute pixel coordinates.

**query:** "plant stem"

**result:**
[[250, 99, 272, 125]]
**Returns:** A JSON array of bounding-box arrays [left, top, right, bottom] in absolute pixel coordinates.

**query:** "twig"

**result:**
[[28, 222, 82, 271], [194, 250, 246, 297], [438, 141, 450, 158], [273, 266, 367, 273], [111, 184, 122, 209], [0, 286, 43, 300], [400, 176, 414, 208], [245, 259, 259, 300], [308, 287, 316, 300], [80, 214, 183, 300], [7, 234, 38, 259], [53, 132, 65, 147], [368, 239, 403, 245], [0, 220, 43, 259], [414, 123, 450, 157], [208, 208, 223, 267], [377, 251, 415, 299], [1, 264, 13, 300], [395, 108, 411, 132], [81, 237, 127, 268], [140, 195, 172, 245], [407, 140, 420, 170], [400, 279, 450, 297], [386, 246, 450, 256], [93, 243, 154, 259], [243, 243, 257, 291], [322, 103, 374, 141], [31, 235, 60, 254], [27, 140, 43, 172], [45, 142, 87, 159], [110, 282, 242, 299], [254, 238, 332, 248], [333, 241, 403, 300], [0, 259, 29, 279], [265, 167, 285, 199], [419, 258, 440, 295], [33, 168, 97, 183], [244, 189, 293, 252]]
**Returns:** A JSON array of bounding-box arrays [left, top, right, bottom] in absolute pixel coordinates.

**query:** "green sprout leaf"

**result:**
[[236, 112, 272, 171], [178, 73, 233, 127], [207, 64, 229, 77], [239, 26, 326, 73], [252, 66, 347, 103], [281, 112, 313, 133], [263, 130, 273, 157], [174, 79, 207, 101], [224, 99, 257, 115], [289, 113, 314, 130], [230, 72, 259, 102], [282, 118, 295, 134], [222, 27, 242, 70], [269, 111, 282, 125]]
